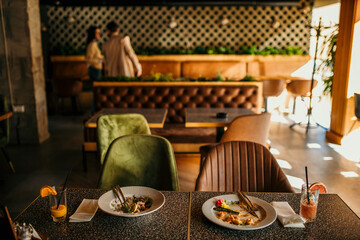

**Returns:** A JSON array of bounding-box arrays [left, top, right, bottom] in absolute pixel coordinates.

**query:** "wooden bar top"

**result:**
[[51, 54, 310, 62]]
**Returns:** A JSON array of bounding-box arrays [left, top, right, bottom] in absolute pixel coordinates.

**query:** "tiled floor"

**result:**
[[0, 108, 359, 219]]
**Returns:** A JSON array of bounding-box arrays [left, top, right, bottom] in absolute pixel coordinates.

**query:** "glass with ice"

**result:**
[[300, 184, 319, 223]]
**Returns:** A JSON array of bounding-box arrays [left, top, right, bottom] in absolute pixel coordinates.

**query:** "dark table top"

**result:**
[[185, 108, 254, 127], [190, 192, 360, 240], [16, 189, 189, 240], [15, 189, 360, 240], [85, 108, 168, 128]]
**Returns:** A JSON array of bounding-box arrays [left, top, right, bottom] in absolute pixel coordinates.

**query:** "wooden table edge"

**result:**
[[185, 122, 228, 127], [0, 112, 13, 121], [86, 122, 165, 128], [85, 109, 168, 128]]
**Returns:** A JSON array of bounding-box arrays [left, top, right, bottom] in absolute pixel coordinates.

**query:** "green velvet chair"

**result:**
[[97, 113, 151, 165], [0, 95, 15, 173], [97, 134, 179, 191]]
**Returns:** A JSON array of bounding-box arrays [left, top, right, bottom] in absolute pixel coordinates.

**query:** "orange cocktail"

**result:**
[[299, 184, 319, 223], [300, 200, 317, 222], [40, 185, 67, 223], [50, 204, 67, 222]]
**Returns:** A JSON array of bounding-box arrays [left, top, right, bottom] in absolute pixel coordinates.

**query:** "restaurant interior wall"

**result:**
[[42, 0, 313, 53], [0, 0, 49, 144]]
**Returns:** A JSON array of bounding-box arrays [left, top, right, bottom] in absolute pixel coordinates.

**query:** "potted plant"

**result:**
[[318, 26, 338, 96]]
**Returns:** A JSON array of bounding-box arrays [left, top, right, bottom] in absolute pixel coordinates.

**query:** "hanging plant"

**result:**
[[318, 26, 338, 96]]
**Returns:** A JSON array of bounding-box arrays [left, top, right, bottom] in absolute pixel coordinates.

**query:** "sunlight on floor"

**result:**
[[270, 112, 290, 124], [340, 171, 359, 178], [286, 175, 305, 191], [323, 156, 333, 161], [328, 129, 360, 163], [270, 148, 280, 155], [307, 143, 322, 149], [276, 159, 292, 169]]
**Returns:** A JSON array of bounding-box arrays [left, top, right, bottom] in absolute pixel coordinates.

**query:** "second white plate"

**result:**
[[202, 194, 277, 230]]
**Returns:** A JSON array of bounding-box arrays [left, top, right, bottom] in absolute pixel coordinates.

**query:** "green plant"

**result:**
[[214, 72, 223, 81], [142, 72, 174, 82], [318, 26, 338, 96], [53, 43, 308, 57], [240, 45, 257, 55], [98, 73, 247, 82], [284, 46, 304, 55], [132, 45, 305, 56], [240, 75, 257, 82]]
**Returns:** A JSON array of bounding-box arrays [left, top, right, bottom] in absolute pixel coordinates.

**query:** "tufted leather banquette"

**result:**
[[94, 81, 262, 123]]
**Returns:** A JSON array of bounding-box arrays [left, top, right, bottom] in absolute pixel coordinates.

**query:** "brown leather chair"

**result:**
[[199, 112, 271, 168], [262, 79, 286, 112], [220, 112, 271, 145], [286, 79, 318, 114], [196, 141, 294, 193]]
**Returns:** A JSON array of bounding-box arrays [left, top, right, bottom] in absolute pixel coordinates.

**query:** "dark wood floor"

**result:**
[[0, 110, 359, 219]]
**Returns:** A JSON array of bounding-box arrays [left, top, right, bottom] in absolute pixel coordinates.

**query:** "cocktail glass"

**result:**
[[49, 187, 67, 223], [299, 184, 319, 223]]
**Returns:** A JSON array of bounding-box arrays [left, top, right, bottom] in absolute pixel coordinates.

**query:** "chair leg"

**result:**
[[77, 96, 82, 112], [292, 97, 297, 114], [71, 96, 78, 113], [264, 97, 268, 112], [58, 97, 65, 114], [216, 127, 225, 142], [347, 119, 359, 135], [1, 148, 15, 173], [82, 145, 87, 172], [71, 96, 82, 114]]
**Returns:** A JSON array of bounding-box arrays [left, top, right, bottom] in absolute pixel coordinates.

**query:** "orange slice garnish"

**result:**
[[40, 185, 57, 197], [309, 182, 328, 193], [51, 205, 67, 218]]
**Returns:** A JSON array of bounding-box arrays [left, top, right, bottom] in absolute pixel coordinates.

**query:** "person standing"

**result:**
[[86, 26, 103, 81], [102, 21, 142, 77]]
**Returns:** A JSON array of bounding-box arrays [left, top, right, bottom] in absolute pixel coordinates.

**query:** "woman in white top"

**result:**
[[86, 26, 103, 81]]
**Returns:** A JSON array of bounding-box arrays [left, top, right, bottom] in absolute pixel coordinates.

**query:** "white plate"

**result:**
[[202, 194, 277, 230], [98, 186, 165, 217]]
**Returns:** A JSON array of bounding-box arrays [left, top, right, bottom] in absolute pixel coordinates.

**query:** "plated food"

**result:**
[[202, 194, 277, 230], [98, 186, 165, 217], [213, 198, 266, 226], [110, 195, 152, 213]]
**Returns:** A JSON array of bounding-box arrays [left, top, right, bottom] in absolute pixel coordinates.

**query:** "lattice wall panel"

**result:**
[[46, 0, 312, 53]]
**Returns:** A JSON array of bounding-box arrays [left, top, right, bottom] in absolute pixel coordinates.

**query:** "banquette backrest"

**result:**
[[94, 81, 262, 123]]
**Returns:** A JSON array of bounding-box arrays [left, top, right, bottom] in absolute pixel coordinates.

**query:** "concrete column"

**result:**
[[0, 0, 49, 144]]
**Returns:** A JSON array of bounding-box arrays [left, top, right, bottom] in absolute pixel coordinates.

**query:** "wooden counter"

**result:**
[[50, 54, 309, 62], [50, 54, 310, 80]]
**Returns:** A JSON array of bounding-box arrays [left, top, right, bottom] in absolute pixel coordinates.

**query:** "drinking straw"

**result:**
[[56, 169, 71, 209], [305, 166, 310, 204]]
